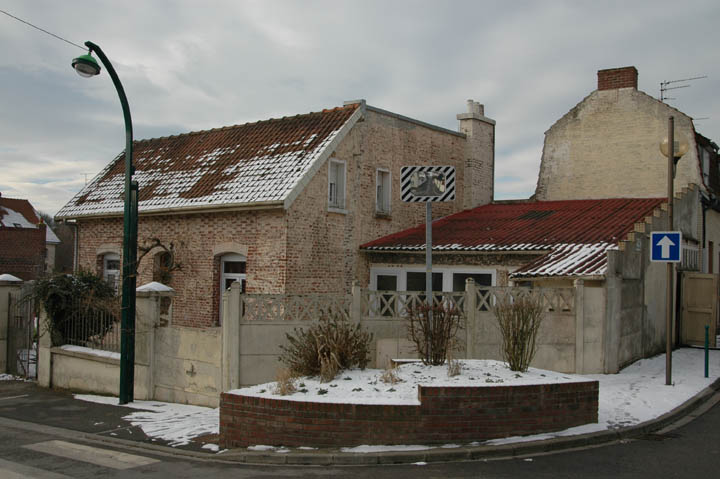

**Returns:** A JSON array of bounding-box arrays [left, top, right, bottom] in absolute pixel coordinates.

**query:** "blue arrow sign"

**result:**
[[650, 231, 682, 263]]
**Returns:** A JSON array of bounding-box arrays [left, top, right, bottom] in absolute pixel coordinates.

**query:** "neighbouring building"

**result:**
[[535, 66, 720, 274], [0, 193, 60, 280], [55, 100, 496, 328]]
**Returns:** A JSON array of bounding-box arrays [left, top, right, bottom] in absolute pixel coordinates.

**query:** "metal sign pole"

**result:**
[[426, 201, 433, 363]]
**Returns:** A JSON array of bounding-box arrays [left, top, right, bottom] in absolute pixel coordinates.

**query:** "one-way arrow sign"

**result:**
[[650, 231, 682, 263]]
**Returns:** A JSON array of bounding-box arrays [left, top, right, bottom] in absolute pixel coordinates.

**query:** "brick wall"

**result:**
[[219, 381, 599, 448], [0, 226, 46, 280]]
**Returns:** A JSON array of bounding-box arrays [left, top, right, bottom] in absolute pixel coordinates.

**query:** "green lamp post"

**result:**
[[72, 42, 138, 404]]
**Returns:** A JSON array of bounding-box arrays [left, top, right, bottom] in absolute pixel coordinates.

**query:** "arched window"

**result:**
[[219, 253, 246, 322], [153, 251, 173, 284], [102, 253, 120, 292]]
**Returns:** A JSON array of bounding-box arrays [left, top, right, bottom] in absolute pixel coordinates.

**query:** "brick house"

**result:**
[[0, 193, 60, 280], [55, 100, 496, 328]]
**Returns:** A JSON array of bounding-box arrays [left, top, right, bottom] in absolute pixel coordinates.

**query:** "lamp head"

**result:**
[[660, 134, 690, 159], [72, 51, 101, 78]]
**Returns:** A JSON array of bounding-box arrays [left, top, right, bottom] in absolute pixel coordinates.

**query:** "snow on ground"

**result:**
[[231, 359, 587, 405], [73, 348, 720, 452], [74, 395, 218, 446]]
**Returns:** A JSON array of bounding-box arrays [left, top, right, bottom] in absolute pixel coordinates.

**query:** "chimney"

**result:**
[[457, 100, 495, 209], [597, 66, 638, 91]]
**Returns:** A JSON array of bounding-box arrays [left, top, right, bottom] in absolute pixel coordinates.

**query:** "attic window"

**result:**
[[13, 223, 22, 228], [518, 210, 555, 220]]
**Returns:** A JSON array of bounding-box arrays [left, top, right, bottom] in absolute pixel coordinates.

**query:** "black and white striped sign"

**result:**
[[400, 166, 456, 202]]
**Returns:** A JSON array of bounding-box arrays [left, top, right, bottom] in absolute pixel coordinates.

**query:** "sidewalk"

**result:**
[[1, 348, 720, 465]]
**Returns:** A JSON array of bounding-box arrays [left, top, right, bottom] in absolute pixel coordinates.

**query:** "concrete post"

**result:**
[[222, 282, 241, 392], [351, 280, 362, 323], [37, 307, 52, 388], [0, 278, 23, 374], [604, 251, 622, 373], [574, 279, 585, 374], [465, 278, 477, 359], [135, 282, 175, 401]]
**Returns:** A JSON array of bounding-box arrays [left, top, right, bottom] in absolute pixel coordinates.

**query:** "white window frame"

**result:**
[[219, 253, 247, 322], [103, 253, 120, 293], [370, 266, 496, 292], [376, 168, 391, 215], [328, 158, 347, 212]]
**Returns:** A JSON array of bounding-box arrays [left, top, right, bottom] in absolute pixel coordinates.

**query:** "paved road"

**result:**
[[1, 384, 719, 477]]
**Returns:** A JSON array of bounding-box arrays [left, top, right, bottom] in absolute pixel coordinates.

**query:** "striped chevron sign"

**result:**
[[400, 166, 456, 202]]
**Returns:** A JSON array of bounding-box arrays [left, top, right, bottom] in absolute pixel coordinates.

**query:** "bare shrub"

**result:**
[[447, 351, 461, 377], [406, 302, 462, 366], [273, 368, 297, 395], [380, 364, 401, 384], [279, 314, 373, 381], [493, 293, 545, 372]]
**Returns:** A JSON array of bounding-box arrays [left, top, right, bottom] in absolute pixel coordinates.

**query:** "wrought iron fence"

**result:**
[[58, 300, 121, 353]]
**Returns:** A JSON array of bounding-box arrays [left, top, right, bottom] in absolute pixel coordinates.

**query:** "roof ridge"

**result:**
[[133, 104, 358, 145]]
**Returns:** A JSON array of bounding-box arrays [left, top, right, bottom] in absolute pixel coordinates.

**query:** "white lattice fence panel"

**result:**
[[240, 294, 352, 322], [362, 290, 466, 319], [474, 287, 575, 314]]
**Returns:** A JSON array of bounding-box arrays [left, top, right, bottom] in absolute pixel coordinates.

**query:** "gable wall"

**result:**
[[535, 88, 701, 202], [285, 109, 469, 293], [0, 226, 46, 280]]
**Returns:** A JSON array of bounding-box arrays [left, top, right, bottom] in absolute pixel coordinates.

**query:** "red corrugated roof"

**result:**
[[362, 198, 666, 278], [362, 198, 665, 250]]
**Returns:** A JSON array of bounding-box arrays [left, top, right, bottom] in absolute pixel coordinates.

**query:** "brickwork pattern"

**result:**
[[0, 226, 46, 280], [597, 66, 638, 91], [219, 381, 599, 448]]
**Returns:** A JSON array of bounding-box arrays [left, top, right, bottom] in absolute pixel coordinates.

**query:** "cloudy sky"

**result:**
[[1, 0, 718, 216]]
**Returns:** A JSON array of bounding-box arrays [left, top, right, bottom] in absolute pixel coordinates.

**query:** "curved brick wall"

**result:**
[[220, 381, 599, 448]]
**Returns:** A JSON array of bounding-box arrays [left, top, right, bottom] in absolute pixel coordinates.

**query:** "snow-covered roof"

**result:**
[[56, 103, 363, 219], [362, 198, 666, 279], [0, 196, 60, 244]]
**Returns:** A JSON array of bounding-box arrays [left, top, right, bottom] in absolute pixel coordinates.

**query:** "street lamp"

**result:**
[[72, 42, 139, 404], [659, 116, 689, 386]]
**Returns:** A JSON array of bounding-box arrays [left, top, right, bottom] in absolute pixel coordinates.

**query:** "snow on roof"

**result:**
[[0, 196, 60, 244], [362, 198, 666, 279], [56, 104, 361, 219]]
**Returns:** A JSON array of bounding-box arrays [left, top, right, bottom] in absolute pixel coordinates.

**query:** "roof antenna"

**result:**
[[660, 75, 707, 102]]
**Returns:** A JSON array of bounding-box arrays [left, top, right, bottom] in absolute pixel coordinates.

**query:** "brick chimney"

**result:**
[[597, 66, 638, 91], [457, 100, 495, 209]]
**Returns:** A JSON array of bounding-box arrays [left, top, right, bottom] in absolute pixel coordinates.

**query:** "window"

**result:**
[[103, 253, 120, 293], [376, 274, 398, 316], [376, 169, 391, 214], [328, 159, 346, 210], [219, 253, 246, 322], [153, 252, 173, 284]]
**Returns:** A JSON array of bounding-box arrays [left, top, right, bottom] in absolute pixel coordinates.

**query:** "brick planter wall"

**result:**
[[220, 381, 599, 448]]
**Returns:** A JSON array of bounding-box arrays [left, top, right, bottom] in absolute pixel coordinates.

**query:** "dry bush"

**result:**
[[406, 302, 462, 366], [447, 351, 461, 377], [279, 314, 373, 381], [380, 364, 401, 384], [493, 293, 545, 372], [273, 368, 297, 395]]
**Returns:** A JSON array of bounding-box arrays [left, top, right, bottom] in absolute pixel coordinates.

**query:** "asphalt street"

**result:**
[[1, 380, 719, 478]]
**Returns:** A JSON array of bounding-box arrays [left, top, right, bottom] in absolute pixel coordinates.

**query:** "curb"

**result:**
[[3, 377, 719, 466]]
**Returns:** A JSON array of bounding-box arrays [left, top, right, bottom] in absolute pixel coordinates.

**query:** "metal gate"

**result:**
[[6, 284, 37, 378], [681, 272, 718, 347]]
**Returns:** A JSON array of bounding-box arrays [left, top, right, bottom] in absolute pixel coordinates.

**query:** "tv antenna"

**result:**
[[660, 75, 707, 102]]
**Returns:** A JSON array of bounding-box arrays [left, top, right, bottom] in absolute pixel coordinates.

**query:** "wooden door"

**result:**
[[681, 272, 718, 347]]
